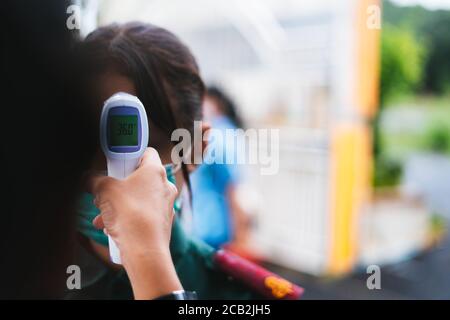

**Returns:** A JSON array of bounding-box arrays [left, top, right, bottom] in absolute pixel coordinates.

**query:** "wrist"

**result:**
[[155, 290, 198, 300], [122, 247, 182, 300]]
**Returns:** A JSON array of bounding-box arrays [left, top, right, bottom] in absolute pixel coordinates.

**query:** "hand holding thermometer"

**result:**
[[100, 92, 149, 264]]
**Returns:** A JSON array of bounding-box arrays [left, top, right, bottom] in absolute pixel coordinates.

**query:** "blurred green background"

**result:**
[[375, 0, 450, 187]]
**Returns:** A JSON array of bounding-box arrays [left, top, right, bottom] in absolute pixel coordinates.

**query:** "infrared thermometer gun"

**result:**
[[100, 92, 149, 264]]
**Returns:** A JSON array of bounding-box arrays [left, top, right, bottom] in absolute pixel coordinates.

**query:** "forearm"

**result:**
[[123, 247, 182, 300]]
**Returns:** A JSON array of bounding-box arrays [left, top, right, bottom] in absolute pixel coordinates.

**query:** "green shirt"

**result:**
[[69, 194, 259, 299]]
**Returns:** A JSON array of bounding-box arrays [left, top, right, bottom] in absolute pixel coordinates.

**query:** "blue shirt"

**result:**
[[190, 116, 241, 248]]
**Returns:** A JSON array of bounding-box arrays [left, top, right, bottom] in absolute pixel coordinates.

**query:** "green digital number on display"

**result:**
[[109, 115, 138, 146]]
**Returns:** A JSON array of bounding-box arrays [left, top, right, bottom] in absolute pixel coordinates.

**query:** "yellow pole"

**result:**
[[328, 0, 380, 275]]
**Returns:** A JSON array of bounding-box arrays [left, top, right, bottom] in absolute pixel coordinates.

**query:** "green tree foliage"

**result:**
[[380, 24, 425, 105], [383, 0, 450, 94], [375, 1, 450, 187], [422, 11, 450, 94], [374, 16, 425, 186], [422, 121, 450, 153], [382, 0, 430, 34]]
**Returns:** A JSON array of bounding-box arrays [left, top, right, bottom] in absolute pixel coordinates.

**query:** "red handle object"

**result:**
[[214, 250, 304, 300]]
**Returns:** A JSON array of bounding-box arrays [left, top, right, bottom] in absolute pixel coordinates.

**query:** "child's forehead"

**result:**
[[95, 71, 137, 108], [92, 70, 177, 161]]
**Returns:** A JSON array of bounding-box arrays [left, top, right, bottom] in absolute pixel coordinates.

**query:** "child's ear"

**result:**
[[201, 121, 211, 157], [188, 121, 211, 172]]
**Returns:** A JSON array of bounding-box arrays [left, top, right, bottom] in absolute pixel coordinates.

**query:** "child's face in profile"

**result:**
[[92, 71, 174, 165], [202, 95, 222, 122], [91, 69, 211, 193]]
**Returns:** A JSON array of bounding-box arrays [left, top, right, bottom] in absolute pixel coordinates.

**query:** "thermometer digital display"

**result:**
[[100, 92, 149, 264], [108, 115, 138, 146]]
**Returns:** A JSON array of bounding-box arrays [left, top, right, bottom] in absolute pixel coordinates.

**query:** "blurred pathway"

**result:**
[[268, 234, 450, 299]]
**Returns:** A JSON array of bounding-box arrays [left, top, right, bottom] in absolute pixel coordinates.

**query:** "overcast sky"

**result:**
[[391, 0, 450, 10]]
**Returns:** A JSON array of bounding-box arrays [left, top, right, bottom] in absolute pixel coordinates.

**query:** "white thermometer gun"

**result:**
[[100, 92, 149, 264]]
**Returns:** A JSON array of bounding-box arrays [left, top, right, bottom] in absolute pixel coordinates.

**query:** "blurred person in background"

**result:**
[[190, 87, 252, 250]]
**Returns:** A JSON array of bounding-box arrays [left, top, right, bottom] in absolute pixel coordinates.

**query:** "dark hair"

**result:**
[[206, 86, 244, 129], [79, 22, 205, 189], [1, 0, 96, 298]]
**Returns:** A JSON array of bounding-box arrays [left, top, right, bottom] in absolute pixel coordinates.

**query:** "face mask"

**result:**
[[77, 163, 181, 246]]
